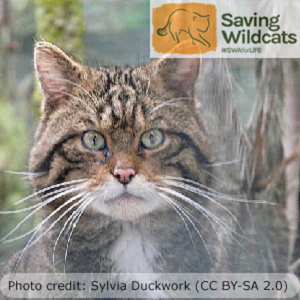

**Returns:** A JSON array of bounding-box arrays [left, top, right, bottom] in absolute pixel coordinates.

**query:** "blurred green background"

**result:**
[[0, 0, 256, 262]]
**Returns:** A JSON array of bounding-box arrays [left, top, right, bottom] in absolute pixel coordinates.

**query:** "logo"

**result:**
[[152, 3, 217, 55]]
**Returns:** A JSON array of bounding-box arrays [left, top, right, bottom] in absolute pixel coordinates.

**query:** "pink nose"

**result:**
[[113, 168, 136, 184]]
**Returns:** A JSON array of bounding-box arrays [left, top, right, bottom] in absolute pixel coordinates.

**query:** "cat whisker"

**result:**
[[52, 192, 92, 273], [164, 176, 274, 204], [157, 186, 249, 248], [200, 168, 225, 184], [61, 200, 87, 244], [161, 193, 196, 246], [51, 90, 97, 114], [162, 191, 223, 238], [4, 171, 43, 185], [13, 192, 88, 274], [147, 97, 193, 116], [165, 181, 252, 243], [162, 179, 247, 237], [175, 196, 231, 260], [63, 195, 95, 273], [164, 176, 244, 202], [158, 186, 231, 259], [202, 159, 242, 167], [1, 183, 87, 242], [13, 178, 86, 206], [4, 170, 44, 178], [0, 185, 84, 215], [24, 192, 87, 248], [159, 193, 214, 265], [145, 79, 151, 95], [169, 192, 235, 256], [55, 78, 99, 111]]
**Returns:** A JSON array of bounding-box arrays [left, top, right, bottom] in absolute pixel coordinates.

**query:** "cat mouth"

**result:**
[[105, 192, 145, 206], [103, 192, 148, 221]]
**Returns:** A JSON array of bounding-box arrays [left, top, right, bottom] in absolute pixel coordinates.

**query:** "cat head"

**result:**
[[192, 13, 210, 32], [30, 41, 214, 221]]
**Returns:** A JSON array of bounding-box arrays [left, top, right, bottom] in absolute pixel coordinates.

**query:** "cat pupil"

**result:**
[[150, 132, 154, 144], [92, 135, 98, 146]]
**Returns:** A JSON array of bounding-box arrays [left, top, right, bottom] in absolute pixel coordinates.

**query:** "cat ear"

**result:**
[[152, 58, 201, 96], [34, 41, 85, 111]]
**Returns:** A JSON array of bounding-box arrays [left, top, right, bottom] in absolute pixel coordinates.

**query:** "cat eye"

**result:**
[[82, 130, 106, 151], [140, 129, 164, 149]]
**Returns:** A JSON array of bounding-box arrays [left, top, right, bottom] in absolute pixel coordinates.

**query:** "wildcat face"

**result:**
[[30, 42, 214, 222]]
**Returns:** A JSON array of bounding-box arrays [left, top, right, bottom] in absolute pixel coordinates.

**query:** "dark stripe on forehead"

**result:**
[[131, 100, 138, 122], [127, 68, 136, 90], [88, 66, 148, 130], [94, 66, 144, 101], [102, 67, 135, 87], [108, 86, 137, 127], [140, 102, 147, 116]]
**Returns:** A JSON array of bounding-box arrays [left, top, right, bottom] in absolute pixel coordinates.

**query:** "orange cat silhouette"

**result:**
[[157, 9, 211, 47]]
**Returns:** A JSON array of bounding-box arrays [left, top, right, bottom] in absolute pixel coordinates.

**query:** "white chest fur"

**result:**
[[110, 223, 156, 273]]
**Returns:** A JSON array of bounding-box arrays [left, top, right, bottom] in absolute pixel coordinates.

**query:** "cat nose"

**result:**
[[113, 167, 136, 184]]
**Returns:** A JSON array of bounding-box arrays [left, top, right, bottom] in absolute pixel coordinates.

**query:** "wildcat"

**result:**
[[0, 42, 290, 299]]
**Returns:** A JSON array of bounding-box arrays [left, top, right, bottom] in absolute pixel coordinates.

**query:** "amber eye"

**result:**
[[82, 131, 106, 151], [140, 129, 164, 149]]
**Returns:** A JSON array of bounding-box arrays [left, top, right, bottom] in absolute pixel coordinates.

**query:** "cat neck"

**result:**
[[110, 222, 157, 273]]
